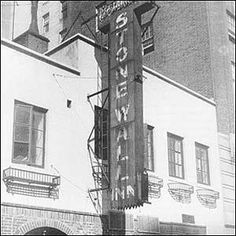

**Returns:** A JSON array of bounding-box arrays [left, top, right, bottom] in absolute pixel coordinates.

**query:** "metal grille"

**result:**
[[3, 167, 60, 199]]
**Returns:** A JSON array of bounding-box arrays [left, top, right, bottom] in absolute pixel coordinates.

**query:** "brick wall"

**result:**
[[160, 222, 206, 235], [1, 202, 103, 235], [1, 202, 207, 235], [143, 1, 213, 99]]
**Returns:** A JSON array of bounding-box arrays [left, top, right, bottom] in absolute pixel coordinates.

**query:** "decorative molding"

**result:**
[[168, 182, 194, 204], [148, 173, 163, 199], [196, 188, 219, 209]]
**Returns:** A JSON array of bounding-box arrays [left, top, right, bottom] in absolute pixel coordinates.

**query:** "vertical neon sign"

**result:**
[[97, 1, 154, 210]]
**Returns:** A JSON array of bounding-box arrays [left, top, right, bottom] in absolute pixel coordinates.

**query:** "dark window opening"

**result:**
[[94, 106, 108, 161]]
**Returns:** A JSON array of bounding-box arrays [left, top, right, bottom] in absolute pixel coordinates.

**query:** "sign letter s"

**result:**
[[116, 12, 128, 29]]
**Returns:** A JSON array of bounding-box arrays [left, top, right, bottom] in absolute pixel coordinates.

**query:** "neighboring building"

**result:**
[[1, 1, 15, 40], [1, 1, 32, 41], [1, 1, 63, 49], [37, 1, 63, 49], [2, 31, 225, 234]]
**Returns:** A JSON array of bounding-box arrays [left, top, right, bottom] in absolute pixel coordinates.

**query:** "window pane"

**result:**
[[103, 135, 107, 148], [169, 138, 174, 150], [31, 146, 43, 166], [197, 158, 201, 170], [202, 172, 208, 184], [175, 140, 181, 152], [13, 142, 29, 163], [175, 153, 182, 164], [15, 106, 31, 124], [175, 165, 179, 177], [195, 144, 209, 184], [202, 160, 207, 172], [197, 171, 202, 183], [169, 163, 175, 176], [147, 142, 152, 157], [32, 130, 44, 148], [168, 150, 174, 162], [148, 155, 153, 171], [14, 125, 30, 142], [33, 111, 44, 130]]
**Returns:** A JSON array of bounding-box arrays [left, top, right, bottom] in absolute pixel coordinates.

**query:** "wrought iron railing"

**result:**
[[2, 167, 60, 199]]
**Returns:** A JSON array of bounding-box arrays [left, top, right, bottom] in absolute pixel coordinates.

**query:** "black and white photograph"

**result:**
[[1, 1, 235, 235]]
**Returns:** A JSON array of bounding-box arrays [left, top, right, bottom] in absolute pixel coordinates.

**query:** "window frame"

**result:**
[[141, 21, 154, 55], [42, 12, 50, 34], [61, 1, 68, 19], [12, 100, 47, 168], [167, 132, 185, 179], [195, 142, 210, 185], [59, 28, 67, 42], [144, 124, 155, 172], [226, 10, 235, 35]]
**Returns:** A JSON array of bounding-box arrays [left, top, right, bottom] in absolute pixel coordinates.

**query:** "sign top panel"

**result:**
[[96, 1, 155, 33]]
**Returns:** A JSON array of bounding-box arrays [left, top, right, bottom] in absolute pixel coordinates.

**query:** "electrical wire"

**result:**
[[53, 73, 97, 80], [51, 164, 89, 197], [51, 163, 100, 214]]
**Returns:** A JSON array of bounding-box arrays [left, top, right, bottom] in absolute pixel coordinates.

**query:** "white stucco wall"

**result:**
[[126, 69, 225, 235], [1, 42, 98, 214]]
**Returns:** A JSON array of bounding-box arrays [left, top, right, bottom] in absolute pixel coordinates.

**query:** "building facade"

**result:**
[[2, 29, 228, 234], [1, 1, 235, 235]]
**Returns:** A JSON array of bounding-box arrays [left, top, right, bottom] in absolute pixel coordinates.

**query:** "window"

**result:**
[[141, 21, 154, 55], [168, 133, 184, 179], [59, 28, 67, 42], [42, 12, 49, 33], [61, 1, 68, 19], [94, 106, 108, 161], [195, 143, 210, 185], [232, 61, 235, 101], [227, 10, 235, 35], [12, 101, 47, 168], [144, 124, 154, 171]]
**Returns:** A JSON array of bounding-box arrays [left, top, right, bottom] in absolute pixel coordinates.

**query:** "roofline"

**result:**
[[50, 33, 215, 107], [45, 32, 108, 56], [2, 37, 216, 107], [1, 38, 81, 77], [143, 66, 216, 106]]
